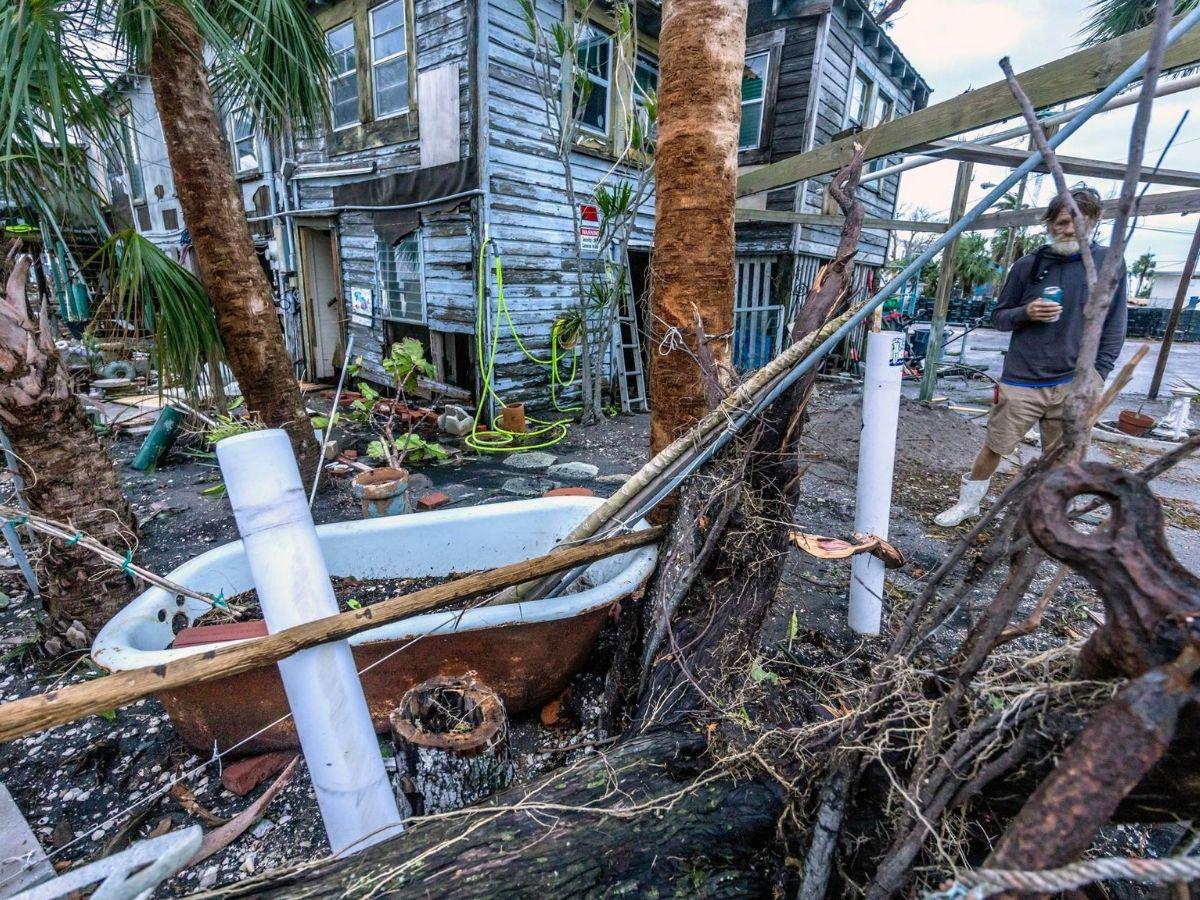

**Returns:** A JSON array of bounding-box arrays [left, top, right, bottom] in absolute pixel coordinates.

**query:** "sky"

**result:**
[[884, 0, 1200, 274]]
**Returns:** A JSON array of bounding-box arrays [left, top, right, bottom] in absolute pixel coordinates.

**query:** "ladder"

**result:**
[[612, 278, 648, 413]]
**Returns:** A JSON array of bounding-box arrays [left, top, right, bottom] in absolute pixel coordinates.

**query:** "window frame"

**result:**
[[739, 51, 771, 152], [575, 23, 614, 139], [325, 19, 360, 132], [736, 29, 785, 166], [369, 0, 410, 121], [122, 112, 145, 204], [376, 230, 426, 325], [632, 52, 658, 140], [226, 108, 261, 175], [846, 69, 874, 130], [316, 0, 419, 155]]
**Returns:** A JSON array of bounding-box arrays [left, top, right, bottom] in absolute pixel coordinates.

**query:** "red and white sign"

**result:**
[[579, 203, 600, 253]]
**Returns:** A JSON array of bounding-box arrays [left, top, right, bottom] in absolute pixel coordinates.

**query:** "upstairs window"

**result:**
[[848, 70, 873, 128], [873, 91, 894, 127], [122, 114, 145, 203], [633, 54, 658, 142], [378, 232, 425, 323], [576, 26, 612, 136], [739, 52, 770, 150], [370, 0, 409, 119], [227, 109, 259, 173], [327, 21, 359, 130]]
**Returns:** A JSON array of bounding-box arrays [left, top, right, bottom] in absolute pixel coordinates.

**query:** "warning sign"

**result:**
[[579, 203, 601, 254]]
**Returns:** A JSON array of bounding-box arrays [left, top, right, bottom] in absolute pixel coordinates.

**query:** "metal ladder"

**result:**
[[612, 278, 648, 413]]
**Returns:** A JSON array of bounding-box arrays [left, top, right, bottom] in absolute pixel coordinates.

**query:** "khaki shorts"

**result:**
[[986, 371, 1103, 456]]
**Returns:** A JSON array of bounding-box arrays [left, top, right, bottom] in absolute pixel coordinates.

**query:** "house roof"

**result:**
[[838, 0, 931, 105]]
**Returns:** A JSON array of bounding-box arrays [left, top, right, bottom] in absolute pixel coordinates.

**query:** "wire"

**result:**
[[465, 240, 580, 453]]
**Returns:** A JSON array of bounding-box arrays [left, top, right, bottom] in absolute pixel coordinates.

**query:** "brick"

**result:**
[[417, 491, 451, 510], [172, 620, 268, 649], [542, 486, 594, 498], [221, 751, 295, 797]]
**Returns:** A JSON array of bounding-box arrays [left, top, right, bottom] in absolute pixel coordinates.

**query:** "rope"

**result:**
[[0, 505, 226, 609], [927, 855, 1200, 899], [465, 240, 579, 453]]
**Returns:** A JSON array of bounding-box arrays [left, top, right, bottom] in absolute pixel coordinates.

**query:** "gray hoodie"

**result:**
[[991, 243, 1127, 385]]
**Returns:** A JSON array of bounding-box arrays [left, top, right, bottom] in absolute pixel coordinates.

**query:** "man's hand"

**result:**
[[1025, 300, 1061, 323]]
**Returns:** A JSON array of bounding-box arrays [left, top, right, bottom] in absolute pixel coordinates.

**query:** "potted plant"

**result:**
[[344, 339, 448, 517]]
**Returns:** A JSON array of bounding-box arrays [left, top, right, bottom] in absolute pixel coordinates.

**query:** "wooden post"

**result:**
[[1148, 219, 1200, 400], [919, 162, 974, 403]]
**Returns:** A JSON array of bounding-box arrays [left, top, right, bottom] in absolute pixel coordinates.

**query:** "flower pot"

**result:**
[[1117, 409, 1155, 437], [352, 466, 410, 518]]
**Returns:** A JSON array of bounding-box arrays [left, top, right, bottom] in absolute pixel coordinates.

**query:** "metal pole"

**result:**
[[919, 162, 973, 402], [1148, 218, 1200, 399]]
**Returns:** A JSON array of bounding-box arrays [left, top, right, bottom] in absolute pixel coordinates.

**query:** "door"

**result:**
[[733, 255, 783, 371], [298, 226, 343, 381]]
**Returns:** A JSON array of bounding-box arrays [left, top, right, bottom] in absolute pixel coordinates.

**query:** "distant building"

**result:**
[[1148, 269, 1200, 310]]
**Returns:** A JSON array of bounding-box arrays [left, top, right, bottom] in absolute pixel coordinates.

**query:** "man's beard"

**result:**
[[1047, 238, 1081, 255]]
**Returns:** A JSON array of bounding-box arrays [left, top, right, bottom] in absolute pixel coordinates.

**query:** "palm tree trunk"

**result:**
[[0, 251, 138, 635], [147, 3, 318, 479], [648, 0, 747, 455]]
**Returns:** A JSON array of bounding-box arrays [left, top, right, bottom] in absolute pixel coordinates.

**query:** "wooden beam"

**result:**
[[927, 140, 1200, 189], [0, 527, 664, 745], [734, 207, 948, 232], [974, 188, 1200, 230], [736, 18, 1200, 197]]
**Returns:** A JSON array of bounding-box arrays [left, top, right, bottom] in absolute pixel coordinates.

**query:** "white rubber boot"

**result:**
[[933, 475, 990, 527]]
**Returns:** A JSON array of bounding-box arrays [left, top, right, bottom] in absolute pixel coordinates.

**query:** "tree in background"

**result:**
[[0, 0, 331, 636], [953, 233, 998, 298], [1132, 251, 1156, 297], [1080, 0, 1199, 43]]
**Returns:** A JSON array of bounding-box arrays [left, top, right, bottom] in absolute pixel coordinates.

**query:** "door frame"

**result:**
[[296, 221, 345, 382]]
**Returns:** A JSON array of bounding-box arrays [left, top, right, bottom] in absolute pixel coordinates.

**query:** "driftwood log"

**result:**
[[390, 676, 513, 816], [202, 731, 784, 899]]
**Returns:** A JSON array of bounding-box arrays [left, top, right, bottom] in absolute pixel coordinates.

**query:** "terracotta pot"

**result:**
[[351, 466, 410, 517], [1117, 409, 1155, 437]]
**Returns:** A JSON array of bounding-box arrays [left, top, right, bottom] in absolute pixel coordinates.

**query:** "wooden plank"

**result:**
[[736, 18, 1200, 197], [927, 140, 1200, 189], [0, 527, 663, 745], [974, 188, 1200, 230], [735, 207, 948, 232]]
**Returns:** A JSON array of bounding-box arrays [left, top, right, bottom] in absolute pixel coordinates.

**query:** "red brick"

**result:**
[[417, 491, 451, 510], [221, 751, 296, 797], [172, 620, 268, 649], [543, 486, 594, 498]]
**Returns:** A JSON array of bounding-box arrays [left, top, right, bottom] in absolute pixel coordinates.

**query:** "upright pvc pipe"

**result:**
[[848, 332, 905, 636], [216, 429, 403, 856]]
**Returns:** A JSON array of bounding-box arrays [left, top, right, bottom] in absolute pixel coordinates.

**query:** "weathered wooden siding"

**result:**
[[294, 0, 476, 381], [484, 0, 656, 404]]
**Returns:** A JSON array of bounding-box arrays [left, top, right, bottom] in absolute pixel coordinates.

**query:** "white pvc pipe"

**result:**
[[848, 332, 905, 636], [216, 429, 403, 856]]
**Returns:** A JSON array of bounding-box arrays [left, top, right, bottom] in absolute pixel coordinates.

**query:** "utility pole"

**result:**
[[919, 162, 974, 402], [1148, 218, 1200, 399]]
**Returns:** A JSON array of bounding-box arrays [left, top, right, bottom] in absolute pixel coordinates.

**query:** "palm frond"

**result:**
[[1078, 0, 1199, 46], [88, 230, 227, 403]]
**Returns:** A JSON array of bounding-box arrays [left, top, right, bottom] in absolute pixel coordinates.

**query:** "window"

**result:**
[[378, 233, 424, 323], [848, 71, 873, 128], [227, 109, 259, 173], [739, 53, 769, 150], [576, 26, 612, 136], [327, 21, 359, 130], [872, 91, 894, 127], [370, 0, 409, 119], [122, 114, 144, 203], [633, 55, 658, 138]]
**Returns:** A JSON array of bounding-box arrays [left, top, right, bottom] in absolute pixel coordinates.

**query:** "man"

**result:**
[[934, 186, 1127, 527]]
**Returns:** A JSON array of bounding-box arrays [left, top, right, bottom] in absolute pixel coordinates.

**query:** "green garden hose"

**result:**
[[466, 241, 580, 453]]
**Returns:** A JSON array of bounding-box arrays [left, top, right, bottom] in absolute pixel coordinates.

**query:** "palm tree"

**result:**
[[0, 0, 330, 634], [2, 0, 329, 474], [954, 233, 997, 297], [1079, 0, 1199, 44], [649, 0, 747, 455], [1132, 251, 1156, 297]]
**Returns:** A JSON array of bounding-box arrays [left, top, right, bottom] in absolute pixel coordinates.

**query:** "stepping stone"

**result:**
[[502, 451, 557, 471], [502, 476, 544, 497], [597, 473, 633, 484], [547, 461, 599, 481]]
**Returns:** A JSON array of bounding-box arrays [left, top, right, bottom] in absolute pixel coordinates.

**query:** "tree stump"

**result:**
[[389, 675, 513, 815]]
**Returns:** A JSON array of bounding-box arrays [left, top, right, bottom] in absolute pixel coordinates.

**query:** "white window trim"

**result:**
[[370, 0, 410, 122], [123, 113, 145, 203], [577, 25, 613, 138], [845, 67, 874, 131], [226, 110, 260, 175], [327, 20, 359, 132], [377, 231, 427, 325], [739, 51, 770, 151]]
